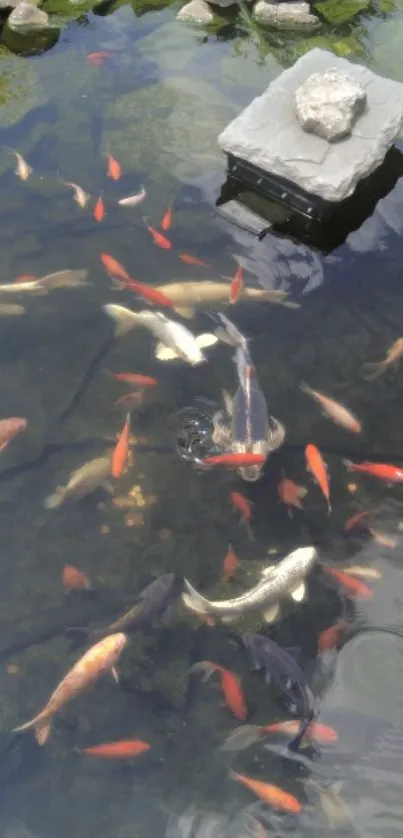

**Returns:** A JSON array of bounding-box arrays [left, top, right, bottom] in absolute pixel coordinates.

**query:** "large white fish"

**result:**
[[103, 304, 218, 366], [44, 455, 112, 509], [182, 546, 317, 623]]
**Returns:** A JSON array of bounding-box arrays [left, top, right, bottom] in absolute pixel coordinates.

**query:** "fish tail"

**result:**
[[300, 381, 314, 397], [102, 304, 139, 338], [221, 725, 262, 752], [215, 313, 248, 351], [12, 713, 52, 746], [342, 459, 353, 470], [189, 661, 217, 683], [362, 362, 384, 381], [182, 579, 214, 616], [43, 487, 65, 509]]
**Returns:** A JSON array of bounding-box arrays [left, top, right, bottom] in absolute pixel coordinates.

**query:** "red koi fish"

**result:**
[[343, 459, 403, 483], [0, 417, 27, 454], [108, 372, 157, 389], [324, 566, 373, 599], [223, 720, 338, 751], [230, 491, 253, 539], [229, 265, 244, 304], [77, 740, 150, 759], [343, 508, 373, 534], [222, 543, 239, 581], [305, 443, 331, 513], [179, 253, 209, 267], [318, 619, 348, 653], [145, 224, 172, 250], [86, 51, 114, 66], [123, 277, 173, 308], [62, 565, 91, 592], [100, 253, 130, 283], [106, 153, 121, 181], [161, 206, 172, 231], [191, 661, 247, 720], [112, 414, 131, 478], [201, 453, 265, 469], [277, 475, 307, 514], [93, 193, 105, 222]]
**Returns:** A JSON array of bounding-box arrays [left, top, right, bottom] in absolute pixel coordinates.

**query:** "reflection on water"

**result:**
[[1, 0, 403, 837]]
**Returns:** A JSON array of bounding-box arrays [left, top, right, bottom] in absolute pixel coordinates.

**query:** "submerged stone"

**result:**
[[295, 68, 367, 141], [253, 0, 320, 27], [177, 0, 214, 22], [218, 47, 403, 202], [7, 0, 49, 29]]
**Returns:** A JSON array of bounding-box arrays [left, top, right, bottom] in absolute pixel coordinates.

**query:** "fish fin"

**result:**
[[342, 459, 353, 470], [155, 342, 179, 361], [262, 603, 280, 623], [298, 487, 308, 498], [362, 362, 384, 380], [12, 714, 51, 746], [182, 579, 213, 615], [220, 724, 261, 752], [290, 582, 306, 602], [330, 780, 344, 794], [102, 480, 114, 494], [111, 666, 119, 684], [300, 382, 314, 397], [43, 488, 64, 509], [102, 304, 139, 338], [260, 564, 276, 578], [221, 389, 233, 417], [172, 305, 196, 319], [189, 661, 216, 682], [195, 333, 219, 350]]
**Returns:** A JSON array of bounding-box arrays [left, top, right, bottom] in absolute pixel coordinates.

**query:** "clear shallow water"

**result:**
[[1, 2, 403, 837]]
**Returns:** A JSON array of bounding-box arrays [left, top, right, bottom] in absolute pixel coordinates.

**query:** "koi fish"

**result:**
[[0, 417, 27, 454], [59, 178, 90, 208], [277, 475, 307, 514], [343, 459, 403, 483], [222, 720, 338, 751], [0, 304, 26, 316], [124, 278, 174, 309], [230, 491, 252, 529], [154, 280, 296, 319], [12, 634, 127, 744], [179, 253, 209, 267], [13, 274, 37, 283], [303, 779, 351, 829], [6, 148, 32, 181], [112, 414, 131, 478], [100, 253, 131, 283], [39, 270, 89, 290], [342, 565, 382, 580], [190, 661, 247, 720], [145, 224, 171, 249], [62, 565, 91, 592], [363, 337, 403, 380], [106, 153, 121, 181], [161, 206, 172, 231], [229, 265, 244, 304], [305, 444, 331, 513], [77, 740, 150, 758], [118, 187, 147, 207], [94, 193, 105, 222], [324, 566, 373, 599], [318, 619, 348, 653], [86, 51, 114, 65], [343, 508, 373, 534], [369, 528, 397, 549], [114, 392, 144, 410], [230, 772, 302, 813], [301, 384, 361, 434], [44, 456, 112, 509], [201, 453, 265, 469], [222, 544, 239, 581], [107, 371, 158, 389]]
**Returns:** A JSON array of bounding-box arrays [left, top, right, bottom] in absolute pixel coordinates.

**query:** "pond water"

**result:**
[[1, 1, 403, 837]]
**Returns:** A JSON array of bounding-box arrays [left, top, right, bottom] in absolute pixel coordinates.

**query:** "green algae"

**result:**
[[315, 0, 370, 23]]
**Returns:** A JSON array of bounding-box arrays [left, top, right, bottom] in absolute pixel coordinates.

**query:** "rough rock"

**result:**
[[253, 0, 319, 27], [7, 0, 49, 29], [177, 0, 214, 21], [295, 69, 367, 141], [218, 48, 403, 203]]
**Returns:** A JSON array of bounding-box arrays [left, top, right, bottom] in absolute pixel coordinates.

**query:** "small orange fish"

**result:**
[[318, 619, 348, 653], [12, 634, 127, 745], [106, 153, 121, 181], [161, 206, 172, 231], [300, 383, 361, 434], [179, 253, 210, 267], [124, 277, 174, 308], [324, 567, 373, 599], [114, 392, 144, 410], [262, 720, 338, 744], [343, 508, 373, 534], [146, 224, 172, 250], [369, 528, 397, 549], [230, 491, 253, 539], [112, 414, 131, 479], [305, 443, 331, 513], [108, 372, 157, 389], [62, 564, 91, 592], [192, 661, 247, 720], [277, 475, 307, 514], [201, 453, 265, 469], [343, 459, 403, 483], [86, 51, 114, 65], [229, 265, 244, 304], [77, 739, 150, 759], [94, 193, 105, 222], [100, 253, 130, 282], [222, 543, 239, 581], [0, 418, 27, 454], [13, 274, 37, 284], [230, 772, 302, 813]]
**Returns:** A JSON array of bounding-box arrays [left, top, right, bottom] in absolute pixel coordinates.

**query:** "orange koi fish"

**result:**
[[114, 392, 144, 410], [277, 475, 307, 514], [230, 772, 302, 813], [324, 567, 373, 599], [108, 372, 157, 389], [62, 564, 91, 592], [318, 619, 348, 653], [86, 51, 114, 65], [112, 414, 131, 478], [223, 720, 338, 752], [222, 543, 239, 581], [77, 739, 150, 758], [343, 459, 403, 483], [0, 417, 27, 453], [300, 383, 361, 434], [94, 193, 105, 222], [12, 634, 127, 745], [124, 277, 174, 308], [369, 528, 397, 549], [230, 490, 253, 539], [343, 508, 373, 534], [100, 253, 130, 283], [106, 153, 121, 181], [161, 206, 172, 231], [305, 443, 331, 513], [179, 253, 209, 267], [13, 274, 37, 284], [191, 661, 247, 720], [145, 224, 172, 250], [201, 453, 265, 469], [229, 265, 244, 304]]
